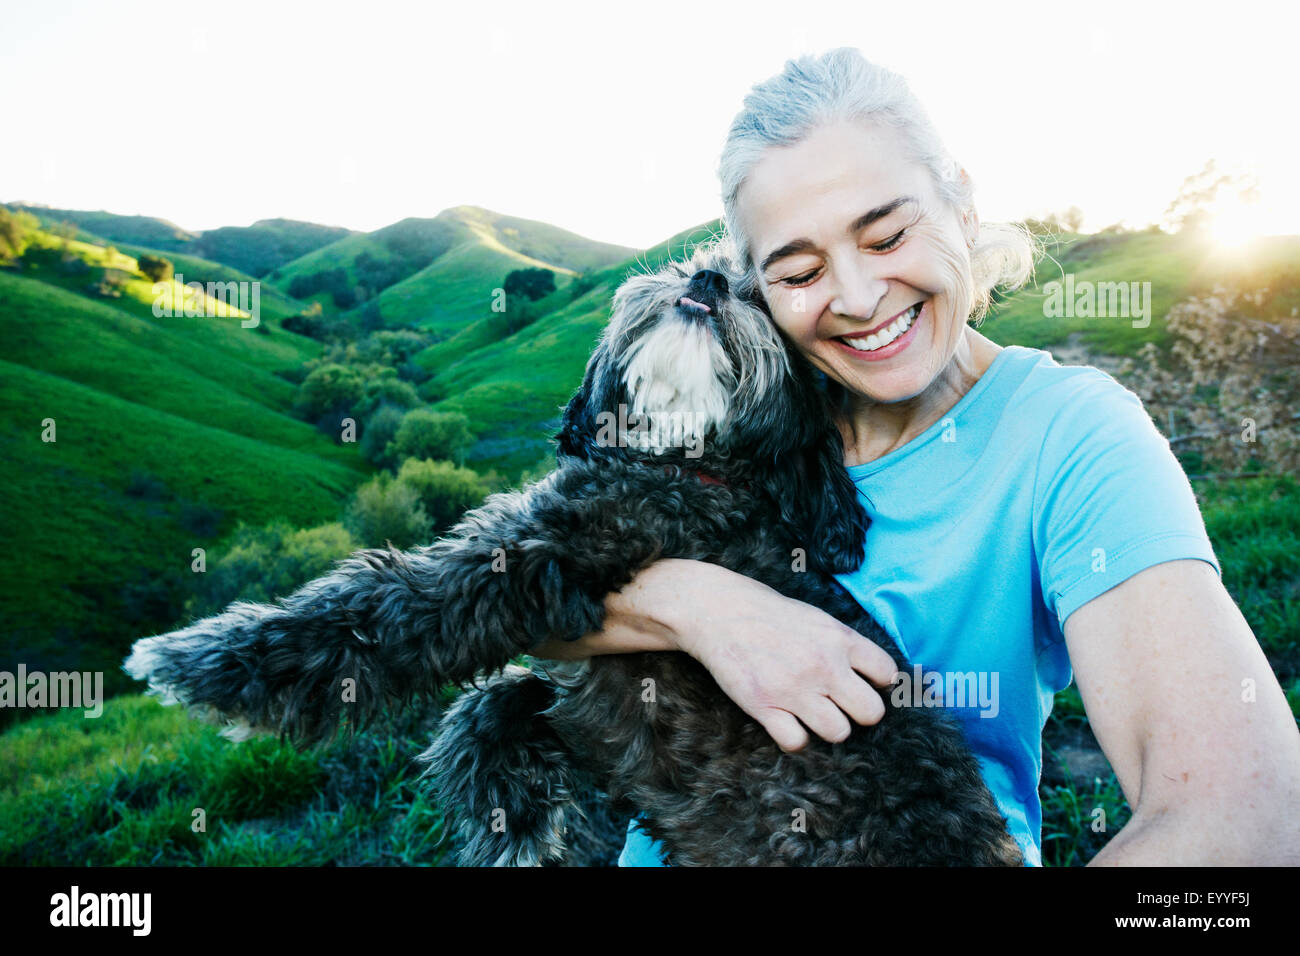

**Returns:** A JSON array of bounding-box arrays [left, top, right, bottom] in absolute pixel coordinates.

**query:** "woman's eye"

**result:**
[[781, 269, 819, 287], [868, 230, 906, 253]]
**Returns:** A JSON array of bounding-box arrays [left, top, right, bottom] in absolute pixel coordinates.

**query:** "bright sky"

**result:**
[[2, 0, 1296, 249]]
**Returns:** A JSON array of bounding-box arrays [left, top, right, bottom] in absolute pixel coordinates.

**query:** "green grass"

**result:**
[[1195, 475, 1300, 680], [0, 272, 353, 458], [112, 241, 310, 321], [0, 695, 450, 866], [0, 359, 366, 684]]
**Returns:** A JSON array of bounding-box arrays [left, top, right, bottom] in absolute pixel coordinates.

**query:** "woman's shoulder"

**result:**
[[980, 345, 1169, 481], [991, 345, 1149, 428]]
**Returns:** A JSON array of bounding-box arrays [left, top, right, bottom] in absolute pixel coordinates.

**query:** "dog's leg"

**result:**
[[123, 470, 684, 745], [123, 542, 474, 745], [418, 665, 606, 866]]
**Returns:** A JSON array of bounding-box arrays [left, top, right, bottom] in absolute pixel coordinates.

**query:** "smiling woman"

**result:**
[[532, 47, 1300, 868]]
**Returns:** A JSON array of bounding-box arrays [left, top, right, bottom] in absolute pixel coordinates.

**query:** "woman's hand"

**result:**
[[534, 558, 899, 752]]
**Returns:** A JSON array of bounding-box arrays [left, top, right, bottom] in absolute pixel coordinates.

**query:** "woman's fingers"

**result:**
[[797, 695, 854, 746], [829, 672, 887, 728], [846, 630, 901, 688], [758, 708, 810, 753]]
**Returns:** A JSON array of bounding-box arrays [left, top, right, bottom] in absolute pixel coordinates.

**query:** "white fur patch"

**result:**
[[619, 319, 732, 453]]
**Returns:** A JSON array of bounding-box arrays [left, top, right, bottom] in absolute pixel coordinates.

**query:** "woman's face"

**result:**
[[735, 119, 977, 405]]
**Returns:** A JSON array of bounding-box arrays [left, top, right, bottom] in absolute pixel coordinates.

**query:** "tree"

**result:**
[[359, 403, 408, 469], [137, 253, 174, 283], [387, 408, 474, 465], [503, 267, 556, 302], [1163, 159, 1259, 235], [293, 362, 365, 423], [354, 370, 421, 423], [0, 207, 25, 259]]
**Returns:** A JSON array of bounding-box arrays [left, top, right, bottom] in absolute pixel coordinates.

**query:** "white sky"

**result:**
[[2, 0, 1296, 248]]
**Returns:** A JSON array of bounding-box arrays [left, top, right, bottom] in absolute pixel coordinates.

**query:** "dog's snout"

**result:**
[[689, 270, 729, 302]]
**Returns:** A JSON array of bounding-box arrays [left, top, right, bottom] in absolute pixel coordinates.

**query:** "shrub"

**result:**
[[186, 521, 358, 618], [0, 206, 37, 260], [293, 363, 365, 423], [137, 253, 174, 284], [359, 403, 408, 469], [355, 374, 421, 422], [396, 458, 488, 533], [343, 473, 432, 549], [386, 408, 474, 465]]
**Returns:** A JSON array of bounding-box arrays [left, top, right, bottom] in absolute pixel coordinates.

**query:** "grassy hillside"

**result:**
[[981, 229, 1300, 354], [111, 241, 309, 321], [11, 204, 196, 251], [11, 205, 355, 275], [268, 206, 637, 332], [193, 218, 356, 276], [0, 231, 370, 691]]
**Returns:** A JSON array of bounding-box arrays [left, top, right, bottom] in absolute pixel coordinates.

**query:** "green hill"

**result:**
[[269, 206, 637, 333], [11, 205, 355, 276], [0, 230, 369, 688], [11, 204, 196, 250], [194, 219, 356, 276], [418, 220, 723, 474]]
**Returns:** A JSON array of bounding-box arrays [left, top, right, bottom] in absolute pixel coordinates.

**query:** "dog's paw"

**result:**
[[122, 635, 193, 708]]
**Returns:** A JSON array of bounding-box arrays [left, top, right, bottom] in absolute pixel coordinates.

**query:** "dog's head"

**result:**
[[560, 237, 809, 458], [557, 237, 868, 574]]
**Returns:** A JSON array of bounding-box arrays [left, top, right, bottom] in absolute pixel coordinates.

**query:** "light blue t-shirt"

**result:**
[[618, 345, 1221, 866]]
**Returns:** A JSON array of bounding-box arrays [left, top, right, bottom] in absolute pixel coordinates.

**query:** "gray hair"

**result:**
[[718, 47, 1035, 321]]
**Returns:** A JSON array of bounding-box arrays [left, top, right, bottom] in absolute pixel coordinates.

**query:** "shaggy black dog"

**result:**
[[124, 239, 1022, 866]]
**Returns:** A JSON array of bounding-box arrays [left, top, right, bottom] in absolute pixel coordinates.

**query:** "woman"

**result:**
[[534, 48, 1300, 866]]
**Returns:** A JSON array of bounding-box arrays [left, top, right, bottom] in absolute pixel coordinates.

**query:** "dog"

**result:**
[[124, 237, 1023, 866]]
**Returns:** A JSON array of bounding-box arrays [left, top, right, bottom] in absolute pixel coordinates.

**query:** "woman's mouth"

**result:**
[[832, 301, 924, 359]]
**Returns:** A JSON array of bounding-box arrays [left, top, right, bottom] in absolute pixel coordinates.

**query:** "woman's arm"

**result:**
[[1066, 559, 1300, 865], [531, 557, 901, 751]]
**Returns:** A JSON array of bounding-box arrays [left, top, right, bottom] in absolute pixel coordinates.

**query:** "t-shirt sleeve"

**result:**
[[1032, 369, 1221, 629]]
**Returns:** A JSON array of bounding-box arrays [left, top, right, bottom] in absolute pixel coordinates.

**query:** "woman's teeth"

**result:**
[[839, 302, 921, 352]]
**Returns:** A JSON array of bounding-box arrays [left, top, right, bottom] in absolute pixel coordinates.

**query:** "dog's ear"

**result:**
[[748, 349, 868, 576], [557, 347, 620, 460], [764, 424, 868, 577]]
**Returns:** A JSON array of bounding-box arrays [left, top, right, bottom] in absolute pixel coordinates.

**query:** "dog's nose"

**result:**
[[689, 270, 729, 300]]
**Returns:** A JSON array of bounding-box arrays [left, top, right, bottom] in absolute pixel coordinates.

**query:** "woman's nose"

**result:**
[[830, 261, 889, 322]]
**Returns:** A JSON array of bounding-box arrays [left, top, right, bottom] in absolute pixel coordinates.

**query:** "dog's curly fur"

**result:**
[[124, 238, 1022, 867]]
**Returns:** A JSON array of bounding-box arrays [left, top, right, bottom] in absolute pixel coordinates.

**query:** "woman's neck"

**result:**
[[837, 327, 1003, 467]]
